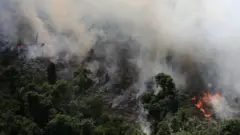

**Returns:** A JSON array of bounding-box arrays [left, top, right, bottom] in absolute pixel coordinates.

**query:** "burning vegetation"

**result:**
[[192, 91, 222, 120], [1, 0, 240, 135], [0, 42, 240, 135]]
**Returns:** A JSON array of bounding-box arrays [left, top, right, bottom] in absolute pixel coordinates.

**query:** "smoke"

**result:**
[[1, 0, 240, 133], [211, 95, 235, 119]]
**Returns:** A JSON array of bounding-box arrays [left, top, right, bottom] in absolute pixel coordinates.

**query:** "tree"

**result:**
[[141, 73, 180, 132], [155, 73, 176, 95], [23, 91, 52, 127], [0, 114, 42, 135], [171, 117, 181, 133], [76, 95, 103, 119], [51, 80, 72, 110], [175, 131, 192, 135], [94, 114, 132, 135], [0, 65, 19, 94], [2, 44, 233, 135], [73, 68, 93, 94], [44, 114, 80, 135], [220, 118, 240, 135], [47, 62, 57, 85], [156, 121, 170, 135]]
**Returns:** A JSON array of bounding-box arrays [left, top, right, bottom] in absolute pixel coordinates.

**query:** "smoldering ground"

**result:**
[[1, 0, 240, 130]]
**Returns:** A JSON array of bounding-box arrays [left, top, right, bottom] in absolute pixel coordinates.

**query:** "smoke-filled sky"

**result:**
[[1, 0, 240, 120]]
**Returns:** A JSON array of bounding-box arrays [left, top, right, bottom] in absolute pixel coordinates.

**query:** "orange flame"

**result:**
[[192, 91, 221, 120], [191, 96, 196, 101]]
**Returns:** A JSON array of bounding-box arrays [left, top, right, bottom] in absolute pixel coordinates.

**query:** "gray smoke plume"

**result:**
[[1, 0, 240, 134]]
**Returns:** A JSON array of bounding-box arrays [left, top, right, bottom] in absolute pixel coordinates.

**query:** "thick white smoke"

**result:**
[[1, 0, 240, 134]]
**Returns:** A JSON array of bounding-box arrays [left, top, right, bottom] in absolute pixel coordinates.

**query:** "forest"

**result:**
[[1, 0, 240, 134], [0, 44, 239, 135]]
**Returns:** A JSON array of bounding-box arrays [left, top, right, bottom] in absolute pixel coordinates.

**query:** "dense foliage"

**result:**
[[0, 55, 144, 135], [0, 50, 240, 135], [141, 73, 240, 135]]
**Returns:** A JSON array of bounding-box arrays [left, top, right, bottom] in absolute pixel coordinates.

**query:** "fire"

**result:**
[[191, 96, 196, 101], [192, 91, 221, 120]]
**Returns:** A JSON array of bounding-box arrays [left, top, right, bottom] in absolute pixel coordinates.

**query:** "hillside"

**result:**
[[1, 1, 240, 134], [0, 45, 239, 135]]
